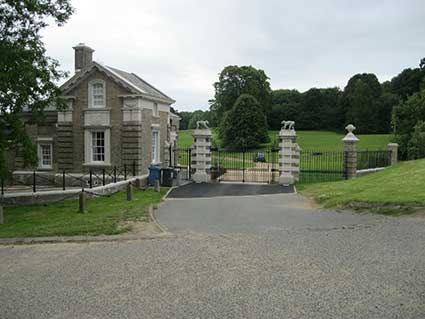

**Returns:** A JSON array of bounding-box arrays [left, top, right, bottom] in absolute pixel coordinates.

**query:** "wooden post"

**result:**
[[79, 191, 87, 213], [154, 179, 160, 192], [62, 170, 66, 191], [0, 205, 3, 224], [126, 182, 133, 201]]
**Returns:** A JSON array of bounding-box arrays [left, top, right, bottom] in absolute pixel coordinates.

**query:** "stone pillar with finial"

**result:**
[[279, 120, 299, 185], [342, 124, 359, 179], [192, 121, 212, 183]]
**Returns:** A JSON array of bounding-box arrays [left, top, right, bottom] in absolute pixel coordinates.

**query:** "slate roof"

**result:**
[[60, 62, 175, 104], [105, 66, 173, 102]]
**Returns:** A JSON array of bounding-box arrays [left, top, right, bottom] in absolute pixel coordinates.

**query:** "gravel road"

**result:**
[[1, 193, 424, 318]]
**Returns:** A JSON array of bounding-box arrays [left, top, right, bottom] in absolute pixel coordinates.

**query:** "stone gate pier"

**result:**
[[191, 123, 212, 183], [278, 121, 300, 185]]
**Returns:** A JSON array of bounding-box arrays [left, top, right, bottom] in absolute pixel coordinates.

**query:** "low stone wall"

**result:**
[[356, 167, 385, 177], [0, 175, 148, 206]]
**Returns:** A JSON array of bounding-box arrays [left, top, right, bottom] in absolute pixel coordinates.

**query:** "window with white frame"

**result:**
[[151, 130, 160, 163], [84, 129, 110, 165], [90, 81, 105, 108], [38, 144, 52, 169], [91, 131, 105, 162], [153, 102, 159, 117]]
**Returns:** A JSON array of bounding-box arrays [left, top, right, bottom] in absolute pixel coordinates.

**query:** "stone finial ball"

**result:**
[[345, 124, 356, 133]]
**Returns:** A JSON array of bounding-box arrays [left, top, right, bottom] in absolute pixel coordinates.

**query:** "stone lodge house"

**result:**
[[10, 43, 179, 176]]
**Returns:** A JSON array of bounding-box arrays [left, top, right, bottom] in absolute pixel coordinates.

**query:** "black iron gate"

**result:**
[[211, 148, 279, 183], [170, 147, 192, 180]]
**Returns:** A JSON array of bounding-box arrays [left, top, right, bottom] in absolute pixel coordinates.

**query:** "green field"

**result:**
[[178, 129, 393, 151], [300, 159, 425, 214], [0, 188, 167, 238]]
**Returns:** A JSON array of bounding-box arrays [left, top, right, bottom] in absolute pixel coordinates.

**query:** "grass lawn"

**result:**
[[0, 188, 167, 238], [178, 129, 393, 151], [300, 159, 425, 215]]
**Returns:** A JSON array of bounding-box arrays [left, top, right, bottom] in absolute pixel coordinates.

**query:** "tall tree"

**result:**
[[220, 94, 268, 150], [388, 68, 425, 100], [0, 0, 74, 175], [297, 88, 342, 131], [211, 65, 272, 126], [407, 121, 425, 160], [393, 89, 425, 159], [268, 89, 301, 130], [340, 73, 383, 133], [376, 93, 399, 133]]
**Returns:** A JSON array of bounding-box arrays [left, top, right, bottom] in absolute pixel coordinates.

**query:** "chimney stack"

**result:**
[[73, 43, 94, 73]]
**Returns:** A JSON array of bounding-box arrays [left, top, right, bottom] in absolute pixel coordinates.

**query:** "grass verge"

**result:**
[[299, 159, 425, 215], [0, 188, 168, 238]]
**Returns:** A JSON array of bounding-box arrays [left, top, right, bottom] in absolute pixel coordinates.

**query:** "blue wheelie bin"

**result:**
[[148, 165, 161, 186]]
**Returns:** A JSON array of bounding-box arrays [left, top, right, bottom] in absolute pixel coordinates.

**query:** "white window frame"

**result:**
[[38, 143, 53, 169], [151, 129, 160, 164], [91, 131, 106, 163], [84, 129, 111, 165], [88, 80, 106, 108]]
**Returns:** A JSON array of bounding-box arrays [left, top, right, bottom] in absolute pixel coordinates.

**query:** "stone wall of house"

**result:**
[[7, 68, 174, 176], [56, 122, 73, 171], [159, 110, 169, 166], [138, 108, 170, 174], [140, 108, 153, 175], [11, 112, 58, 171], [65, 69, 132, 172], [121, 123, 143, 175]]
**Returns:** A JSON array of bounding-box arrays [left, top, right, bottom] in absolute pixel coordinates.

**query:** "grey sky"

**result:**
[[42, 0, 425, 111]]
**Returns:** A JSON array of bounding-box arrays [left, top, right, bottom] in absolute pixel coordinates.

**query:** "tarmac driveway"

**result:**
[[1, 188, 425, 318], [156, 191, 386, 235]]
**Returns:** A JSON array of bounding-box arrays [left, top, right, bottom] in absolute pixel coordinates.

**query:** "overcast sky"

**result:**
[[42, 0, 425, 111]]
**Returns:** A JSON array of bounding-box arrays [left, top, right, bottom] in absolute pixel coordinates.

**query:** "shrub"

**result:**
[[407, 121, 425, 159], [219, 94, 269, 150]]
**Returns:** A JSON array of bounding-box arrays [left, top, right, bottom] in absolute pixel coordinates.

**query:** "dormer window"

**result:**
[[89, 80, 105, 108]]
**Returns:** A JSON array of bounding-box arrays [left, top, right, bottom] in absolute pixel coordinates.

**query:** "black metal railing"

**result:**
[[299, 150, 346, 184], [0, 161, 137, 195], [357, 150, 391, 170]]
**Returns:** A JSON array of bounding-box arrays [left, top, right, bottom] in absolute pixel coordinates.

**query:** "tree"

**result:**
[[407, 121, 425, 160], [174, 111, 192, 130], [376, 93, 399, 133], [388, 68, 425, 100], [340, 74, 383, 133], [268, 89, 301, 130], [393, 89, 425, 159], [0, 0, 74, 175], [297, 87, 342, 131], [211, 65, 272, 126], [220, 94, 268, 150]]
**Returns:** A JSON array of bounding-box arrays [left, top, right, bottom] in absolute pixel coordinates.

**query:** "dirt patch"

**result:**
[[346, 202, 425, 216], [118, 221, 162, 236]]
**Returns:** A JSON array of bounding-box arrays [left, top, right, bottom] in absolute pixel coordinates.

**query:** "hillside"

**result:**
[[301, 159, 425, 214]]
